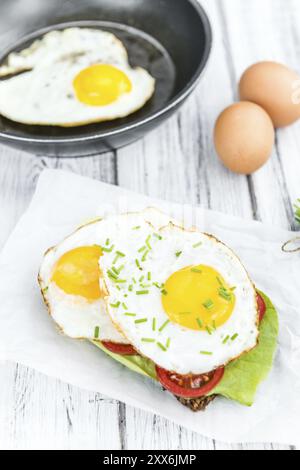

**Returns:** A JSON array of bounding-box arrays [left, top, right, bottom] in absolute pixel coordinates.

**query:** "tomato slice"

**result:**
[[257, 292, 266, 323], [102, 341, 137, 356], [155, 366, 225, 399]]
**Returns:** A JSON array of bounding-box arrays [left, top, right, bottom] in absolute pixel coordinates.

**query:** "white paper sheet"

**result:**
[[0, 169, 299, 446]]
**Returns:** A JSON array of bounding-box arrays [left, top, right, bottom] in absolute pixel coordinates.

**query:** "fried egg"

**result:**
[[0, 28, 155, 126], [99, 220, 259, 375], [38, 209, 173, 341]]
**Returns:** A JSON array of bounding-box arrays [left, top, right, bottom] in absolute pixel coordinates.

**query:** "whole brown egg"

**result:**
[[239, 61, 300, 128], [214, 102, 275, 175]]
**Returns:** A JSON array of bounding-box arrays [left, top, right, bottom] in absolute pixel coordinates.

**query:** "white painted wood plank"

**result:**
[[219, 0, 296, 229]]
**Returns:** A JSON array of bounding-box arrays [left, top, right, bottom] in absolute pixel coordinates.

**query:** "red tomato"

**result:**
[[102, 341, 137, 356], [155, 366, 225, 399], [257, 292, 267, 323]]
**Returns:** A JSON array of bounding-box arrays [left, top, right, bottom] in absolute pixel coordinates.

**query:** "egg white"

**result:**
[[39, 209, 173, 341], [0, 28, 155, 126], [100, 221, 259, 375]]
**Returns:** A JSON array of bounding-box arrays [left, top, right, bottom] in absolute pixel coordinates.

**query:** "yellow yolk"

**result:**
[[162, 265, 236, 331], [73, 64, 132, 106], [51, 246, 103, 301]]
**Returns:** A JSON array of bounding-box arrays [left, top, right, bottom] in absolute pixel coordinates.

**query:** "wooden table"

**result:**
[[0, 0, 298, 450]]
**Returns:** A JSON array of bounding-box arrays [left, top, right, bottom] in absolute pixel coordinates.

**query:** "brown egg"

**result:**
[[214, 102, 275, 175], [239, 61, 300, 128]]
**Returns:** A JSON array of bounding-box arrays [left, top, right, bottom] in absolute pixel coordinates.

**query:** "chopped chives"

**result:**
[[116, 265, 125, 274], [132, 226, 141, 230], [200, 351, 213, 356], [116, 251, 125, 258], [153, 233, 163, 240], [132, 277, 137, 284], [197, 318, 203, 329], [112, 254, 120, 265], [153, 282, 161, 289], [219, 288, 232, 301], [135, 259, 142, 270], [138, 246, 147, 253], [105, 238, 110, 246], [112, 267, 119, 275], [231, 333, 239, 341], [116, 285, 121, 291], [135, 318, 148, 324], [110, 302, 120, 308], [223, 335, 230, 344], [140, 283, 151, 288], [159, 320, 170, 332], [191, 268, 202, 274], [142, 338, 155, 343], [125, 313, 136, 317], [142, 250, 149, 262], [115, 279, 126, 284], [147, 272, 152, 281], [212, 320, 217, 331], [146, 235, 152, 250], [157, 342, 167, 352], [206, 326, 213, 335], [101, 245, 114, 253], [166, 338, 171, 349], [152, 318, 157, 331], [122, 303, 128, 310], [94, 326, 100, 339], [136, 290, 149, 295], [175, 251, 182, 258], [161, 289, 168, 296], [128, 285, 133, 292], [203, 299, 214, 310], [108, 270, 118, 280], [139, 275, 145, 283], [193, 242, 202, 248], [216, 277, 223, 286]]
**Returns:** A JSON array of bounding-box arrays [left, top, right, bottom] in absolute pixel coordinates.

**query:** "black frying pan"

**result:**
[[0, 0, 212, 157]]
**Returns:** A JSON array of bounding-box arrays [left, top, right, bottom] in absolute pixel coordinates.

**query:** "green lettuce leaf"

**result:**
[[91, 291, 278, 407], [211, 291, 279, 406]]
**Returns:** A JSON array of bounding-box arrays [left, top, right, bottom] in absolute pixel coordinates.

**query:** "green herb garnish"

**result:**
[[135, 318, 148, 324], [152, 318, 157, 331], [222, 335, 230, 344], [102, 245, 115, 253], [94, 326, 100, 339], [110, 301, 120, 308], [136, 290, 149, 295], [295, 199, 300, 224], [196, 318, 203, 329], [206, 325, 213, 335], [157, 342, 167, 352], [159, 320, 170, 332], [203, 299, 214, 310], [193, 242, 202, 249], [142, 338, 155, 343], [191, 268, 202, 274], [200, 351, 213, 356], [175, 251, 182, 258], [231, 333, 239, 341]]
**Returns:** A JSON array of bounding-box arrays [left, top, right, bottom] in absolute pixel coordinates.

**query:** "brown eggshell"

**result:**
[[239, 61, 300, 128], [214, 102, 275, 175]]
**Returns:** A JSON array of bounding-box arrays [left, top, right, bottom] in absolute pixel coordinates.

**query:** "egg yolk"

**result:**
[[73, 64, 132, 106], [162, 265, 236, 331], [51, 246, 103, 301]]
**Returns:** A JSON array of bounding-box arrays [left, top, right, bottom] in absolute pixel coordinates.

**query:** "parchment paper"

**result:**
[[0, 169, 299, 446]]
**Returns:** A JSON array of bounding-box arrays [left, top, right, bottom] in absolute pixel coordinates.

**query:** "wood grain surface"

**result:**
[[0, 0, 298, 450]]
